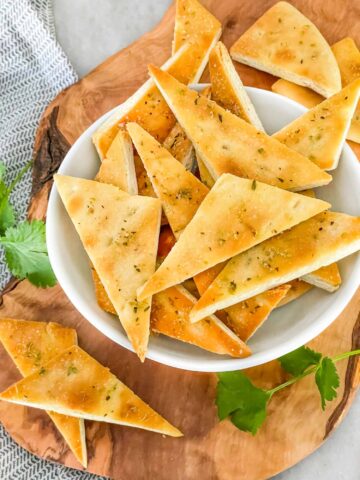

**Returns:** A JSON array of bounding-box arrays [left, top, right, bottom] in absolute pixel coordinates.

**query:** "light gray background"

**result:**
[[53, 1, 359, 478]]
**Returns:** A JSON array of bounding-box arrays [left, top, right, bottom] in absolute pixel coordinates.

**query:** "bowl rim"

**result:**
[[47, 86, 360, 372]]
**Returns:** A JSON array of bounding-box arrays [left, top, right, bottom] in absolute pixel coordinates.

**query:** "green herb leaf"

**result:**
[[279, 346, 322, 376], [0, 220, 57, 287], [216, 371, 270, 435], [315, 357, 339, 410]]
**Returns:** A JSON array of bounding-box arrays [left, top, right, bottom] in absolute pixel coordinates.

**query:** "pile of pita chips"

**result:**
[[55, 0, 360, 362], [272, 38, 360, 143], [230, 2, 341, 97], [0, 338, 181, 437], [0, 319, 87, 467]]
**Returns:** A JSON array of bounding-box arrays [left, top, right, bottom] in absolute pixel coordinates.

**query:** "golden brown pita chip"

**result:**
[[223, 285, 290, 341], [277, 279, 313, 307], [54, 175, 161, 361], [127, 122, 209, 239], [191, 211, 360, 321], [332, 38, 360, 142], [149, 65, 332, 190], [151, 286, 251, 357], [209, 42, 264, 130], [273, 80, 360, 170], [0, 345, 182, 437], [0, 319, 87, 467], [95, 128, 137, 194], [138, 174, 330, 300], [230, 2, 341, 97], [272, 78, 323, 108], [301, 263, 341, 292], [172, 0, 221, 58]]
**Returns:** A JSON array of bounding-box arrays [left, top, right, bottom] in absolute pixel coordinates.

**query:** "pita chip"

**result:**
[[332, 38, 360, 143], [272, 78, 323, 108], [127, 122, 209, 239], [151, 286, 251, 357], [273, 80, 360, 170], [54, 175, 161, 361], [138, 174, 330, 300], [209, 42, 264, 130], [223, 285, 290, 341], [0, 319, 87, 467], [95, 128, 137, 194], [277, 279, 313, 307], [191, 211, 360, 321], [0, 345, 182, 437], [172, 0, 221, 57], [149, 65, 332, 190], [301, 263, 341, 292], [230, 2, 341, 98]]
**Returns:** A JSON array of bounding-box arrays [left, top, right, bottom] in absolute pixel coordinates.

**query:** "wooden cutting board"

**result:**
[[1, 1, 359, 478]]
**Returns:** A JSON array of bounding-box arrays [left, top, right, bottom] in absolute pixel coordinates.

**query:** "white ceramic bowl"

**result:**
[[47, 87, 360, 372]]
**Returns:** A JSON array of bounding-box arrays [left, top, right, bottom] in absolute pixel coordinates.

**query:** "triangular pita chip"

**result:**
[[191, 211, 360, 321], [277, 279, 313, 307], [127, 122, 209, 239], [230, 2, 341, 97], [0, 319, 87, 467], [172, 0, 221, 57], [149, 65, 332, 190], [209, 42, 264, 130], [93, 1, 221, 160], [0, 345, 182, 437], [273, 80, 360, 170], [151, 286, 251, 357], [223, 285, 290, 341], [54, 175, 161, 361], [138, 174, 330, 300], [272, 38, 360, 143], [95, 128, 137, 194], [301, 263, 341, 292]]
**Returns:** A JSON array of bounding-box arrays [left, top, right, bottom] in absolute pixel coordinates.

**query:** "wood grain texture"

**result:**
[[0, 1, 359, 478]]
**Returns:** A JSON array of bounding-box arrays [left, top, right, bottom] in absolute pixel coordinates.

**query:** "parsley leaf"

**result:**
[[315, 357, 340, 410], [0, 220, 56, 287], [279, 346, 322, 376], [216, 371, 270, 435]]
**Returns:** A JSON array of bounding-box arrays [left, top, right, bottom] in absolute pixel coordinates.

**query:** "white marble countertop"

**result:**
[[53, 1, 359, 478]]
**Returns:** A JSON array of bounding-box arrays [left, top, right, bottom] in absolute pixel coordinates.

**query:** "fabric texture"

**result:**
[[0, 1, 101, 478]]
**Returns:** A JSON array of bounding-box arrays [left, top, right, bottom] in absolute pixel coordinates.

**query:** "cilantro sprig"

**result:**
[[0, 161, 56, 288], [216, 346, 360, 435]]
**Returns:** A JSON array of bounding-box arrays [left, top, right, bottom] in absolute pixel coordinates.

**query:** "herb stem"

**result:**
[[332, 349, 360, 363], [7, 160, 33, 195], [267, 365, 317, 397]]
